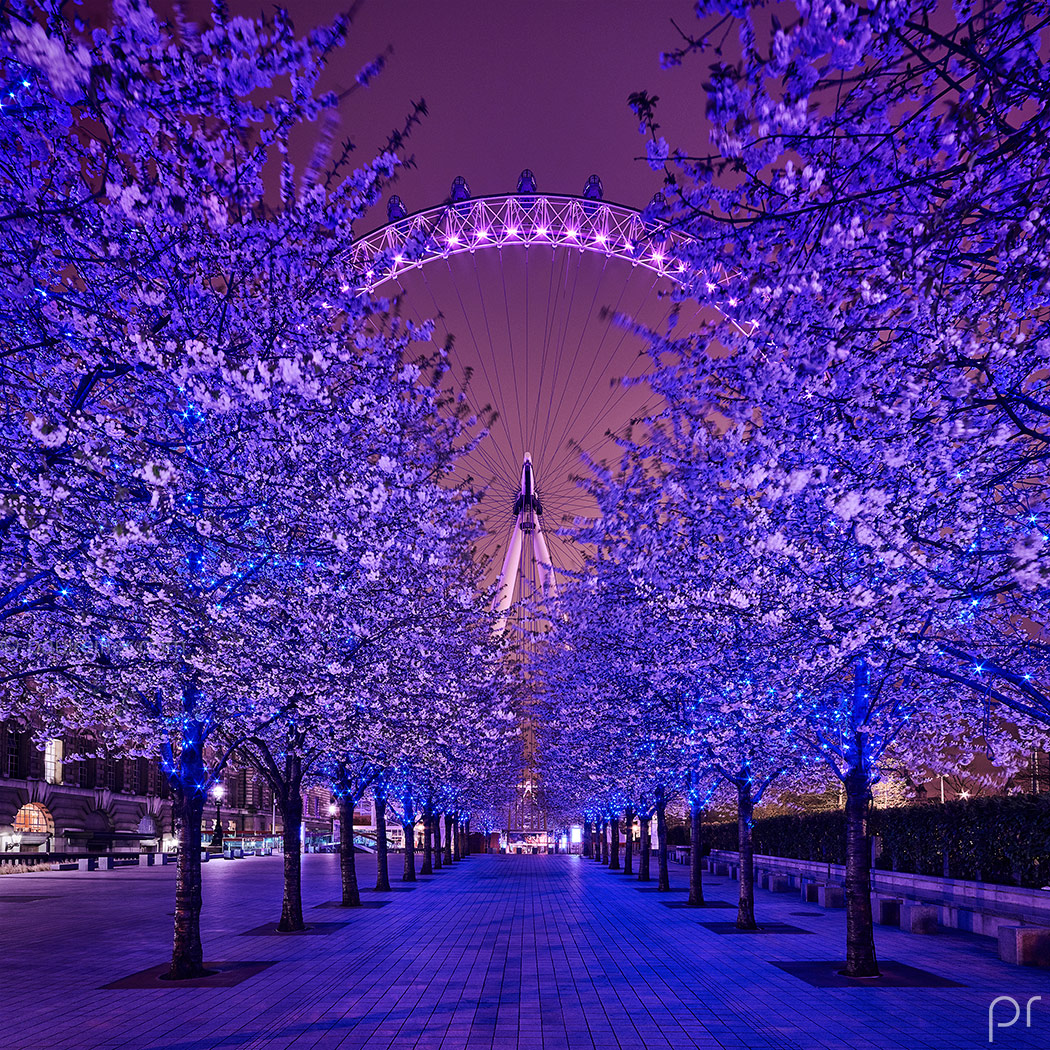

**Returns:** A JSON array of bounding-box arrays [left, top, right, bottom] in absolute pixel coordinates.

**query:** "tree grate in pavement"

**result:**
[[698, 922, 814, 935], [102, 961, 277, 989], [772, 960, 964, 988], [660, 900, 736, 909], [240, 921, 350, 936], [311, 900, 392, 909]]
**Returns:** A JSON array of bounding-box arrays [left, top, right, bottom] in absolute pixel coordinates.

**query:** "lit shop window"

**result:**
[[13, 802, 52, 835]]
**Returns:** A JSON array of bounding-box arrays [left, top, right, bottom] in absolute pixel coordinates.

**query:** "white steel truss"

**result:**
[[344, 194, 751, 332]]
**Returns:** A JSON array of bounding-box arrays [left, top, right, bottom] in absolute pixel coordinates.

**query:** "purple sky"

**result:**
[[217, 0, 710, 583], [280, 0, 703, 217]]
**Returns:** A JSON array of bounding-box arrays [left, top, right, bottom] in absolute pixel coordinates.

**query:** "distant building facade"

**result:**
[[0, 720, 336, 855]]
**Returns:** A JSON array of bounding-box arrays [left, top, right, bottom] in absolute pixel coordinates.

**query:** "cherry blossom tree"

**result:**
[[609, 0, 1050, 977], [0, 0, 509, 980]]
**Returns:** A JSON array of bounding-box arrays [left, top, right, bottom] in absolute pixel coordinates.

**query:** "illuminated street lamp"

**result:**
[[210, 783, 225, 850], [328, 802, 337, 847]]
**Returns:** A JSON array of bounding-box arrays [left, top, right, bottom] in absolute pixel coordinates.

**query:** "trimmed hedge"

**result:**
[[702, 794, 1050, 890]]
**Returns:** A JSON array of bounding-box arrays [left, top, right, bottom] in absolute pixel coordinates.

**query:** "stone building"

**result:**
[[0, 720, 335, 855]]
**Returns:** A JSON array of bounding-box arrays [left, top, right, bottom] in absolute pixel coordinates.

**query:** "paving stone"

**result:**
[[3, 854, 1048, 1050]]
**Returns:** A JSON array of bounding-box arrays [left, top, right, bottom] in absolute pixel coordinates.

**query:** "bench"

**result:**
[[900, 902, 939, 933], [818, 884, 845, 908], [876, 897, 903, 925], [999, 926, 1050, 967]]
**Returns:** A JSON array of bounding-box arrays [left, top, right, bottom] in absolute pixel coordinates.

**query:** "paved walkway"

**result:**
[[3, 853, 1047, 1050]]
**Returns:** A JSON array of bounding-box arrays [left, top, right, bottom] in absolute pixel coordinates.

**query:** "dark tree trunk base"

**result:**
[[375, 791, 391, 892], [169, 786, 207, 980], [688, 801, 705, 907]]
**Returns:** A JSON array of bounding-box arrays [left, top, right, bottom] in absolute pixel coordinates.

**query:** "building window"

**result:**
[[44, 739, 63, 785], [13, 802, 52, 835], [5, 731, 21, 778]]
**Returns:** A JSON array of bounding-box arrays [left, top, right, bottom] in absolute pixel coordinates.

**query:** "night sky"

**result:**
[[220, 0, 709, 585]]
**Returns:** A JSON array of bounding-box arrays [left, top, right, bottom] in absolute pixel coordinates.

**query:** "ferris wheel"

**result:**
[[346, 171, 737, 842]]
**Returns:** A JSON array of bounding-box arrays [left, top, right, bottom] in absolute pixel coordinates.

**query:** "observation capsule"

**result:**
[[449, 175, 471, 202], [583, 174, 604, 216], [387, 195, 407, 222], [516, 168, 538, 212]]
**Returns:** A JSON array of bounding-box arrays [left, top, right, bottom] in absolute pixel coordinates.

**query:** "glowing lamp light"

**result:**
[[570, 825, 582, 844], [394, 254, 404, 264], [507, 227, 519, 237], [328, 803, 337, 817], [537, 227, 549, 237], [567, 228, 578, 239], [595, 233, 607, 244], [447, 233, 460, 245], [212, 783, 224, 801]]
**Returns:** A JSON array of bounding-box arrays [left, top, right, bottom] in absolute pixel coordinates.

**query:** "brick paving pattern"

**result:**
[[3, 853, 1047, 1050]]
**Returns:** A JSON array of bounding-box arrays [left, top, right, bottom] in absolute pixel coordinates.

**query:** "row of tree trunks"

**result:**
[[592, 801, 667, 891]]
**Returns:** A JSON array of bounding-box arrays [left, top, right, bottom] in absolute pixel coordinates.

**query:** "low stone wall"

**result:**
[[708, 848, 1050, 937]]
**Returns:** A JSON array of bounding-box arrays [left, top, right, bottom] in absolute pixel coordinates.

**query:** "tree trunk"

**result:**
[[401, 788, 416, 882], [375, 786, 391, 891], [595, 820, 604, 863], [623, 808, 634, 876], [639, 815, 651, 881], [168, 786, 207, 979], [453, 817, 461, 861], [444, 814, 454, 863], [609, 817, 621, 869], [432, 811, 442, 869], [687, 798, 704, 906], [583, 819, 592, 858], [842, 751, 880, 976], [338, 795, 361, 907], [278, 788, 305, 931], [421, 809, 433, 875], [464, 818, 471, 856], [736, 776, 757, 930], [656, 787, 670, 892]]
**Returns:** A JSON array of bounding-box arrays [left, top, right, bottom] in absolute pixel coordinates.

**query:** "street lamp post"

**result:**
[[328, 803, 337, 848], [210, 783, 225, 851]]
